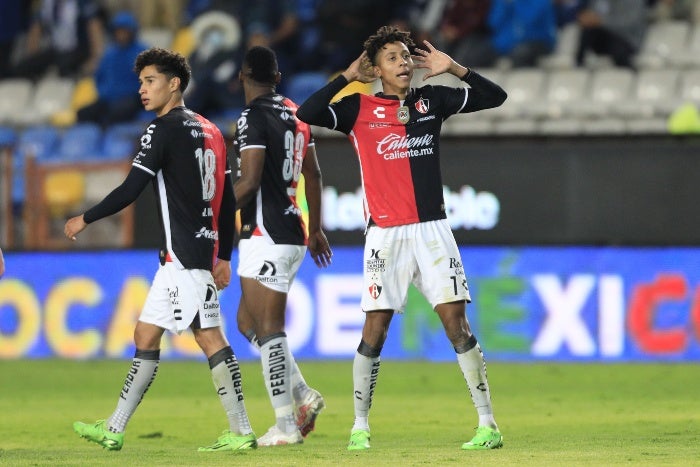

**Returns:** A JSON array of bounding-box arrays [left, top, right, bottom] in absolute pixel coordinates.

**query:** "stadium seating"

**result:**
[[635, 20, 691, 69], [0, 79, 33, 125], [286, 72, 330, 106], [56, 123, 103, 161], [16, 77, 75, 126]]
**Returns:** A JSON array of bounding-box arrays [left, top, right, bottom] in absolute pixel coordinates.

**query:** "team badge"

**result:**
[[368, 283, 382, 299], [415, 98, 429, 114], [397, 105, 410, 124]]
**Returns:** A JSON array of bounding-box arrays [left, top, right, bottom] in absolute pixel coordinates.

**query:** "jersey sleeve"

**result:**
[[132, 119, 168, 176], [236, 106, 267, 152]]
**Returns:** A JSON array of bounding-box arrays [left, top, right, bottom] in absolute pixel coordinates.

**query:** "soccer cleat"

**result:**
[[73, 420, 124, 451], [295, 388, 326, 437], [257, 425, 303, 446], [347, 429, 370, 451], [461, 426, 503, 450], [198, 430, 257, 451]]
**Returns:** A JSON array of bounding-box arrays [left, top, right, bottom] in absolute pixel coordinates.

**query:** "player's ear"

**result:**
[[275, 72, 281, 85], [169, 76, 181, 92]]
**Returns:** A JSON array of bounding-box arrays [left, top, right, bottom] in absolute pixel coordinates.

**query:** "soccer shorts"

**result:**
[[140, 262, 222, 334], [237, 237, 306, 293], [361, 218, 471, 312]]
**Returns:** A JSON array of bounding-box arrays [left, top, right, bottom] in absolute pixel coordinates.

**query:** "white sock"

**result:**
[[209, 346, 253, 435], [260, 333, 297, 433], [456, 339, 498, 430], [246, 329, 311, 405], [108, 349, 159, 433], [351, 351, 380, 431]]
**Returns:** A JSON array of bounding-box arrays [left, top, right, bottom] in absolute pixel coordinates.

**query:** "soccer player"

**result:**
[[296, 26, 507, 451], [64, 47, 256, 452], [234, 45, 332, 446]]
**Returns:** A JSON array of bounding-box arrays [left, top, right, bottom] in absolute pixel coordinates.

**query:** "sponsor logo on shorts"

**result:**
[[203, 284, 220, 317], [257, 260, 279, 284], [366, 248, 385, 272]]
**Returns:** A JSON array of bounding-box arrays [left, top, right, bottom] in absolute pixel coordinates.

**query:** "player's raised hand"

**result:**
[[64, 214, 87, 241], [308, 230, 332, 268], [412, 41, 456, 80], [342, 51, 377, 84]]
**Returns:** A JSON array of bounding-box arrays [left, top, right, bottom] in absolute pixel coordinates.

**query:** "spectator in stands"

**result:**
[[245, 0, 301, 77], [651, 0, 700, 22], [417, 0, 496, 68], [0, 0, 31, 79], [487, 0, 557, 68], [553, 0, 587, 28], [185, 11, 244, 116], [12, 0, 105, 80], [77, 11, 147, 127], [575, 0, 648, 69], [313, 0, 409, 73]]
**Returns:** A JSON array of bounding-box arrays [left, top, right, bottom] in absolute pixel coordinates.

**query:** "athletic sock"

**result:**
[[107, 349, 159, 433], [351, 342, 381, 432], [259, 333, 297, 433], [456, 335, 498, 430], [209, 346, 253, 435], [244, 329, 311, 405]]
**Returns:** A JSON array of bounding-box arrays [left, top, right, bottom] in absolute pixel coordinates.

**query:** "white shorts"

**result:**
[[237, 237, 306, 293], [361, 219, 471, 312], [140, 262, 222, 334]]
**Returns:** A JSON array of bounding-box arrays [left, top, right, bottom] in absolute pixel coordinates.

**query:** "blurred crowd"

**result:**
[[0, 0, 699, 124]]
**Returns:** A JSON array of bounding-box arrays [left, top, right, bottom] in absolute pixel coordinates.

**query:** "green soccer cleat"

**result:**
[[73, 420, 124, 451], [198, 430, 257, 451], [347, 429, 370, 451], [461, 426, 503, 450]]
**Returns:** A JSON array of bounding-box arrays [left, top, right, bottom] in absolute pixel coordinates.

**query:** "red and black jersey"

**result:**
[[132, 106, 231, 270], [234, 93, 313, 245], [296, 71, 507, 228]]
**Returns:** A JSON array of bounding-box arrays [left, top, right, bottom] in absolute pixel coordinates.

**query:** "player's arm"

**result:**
[[461, 70, 507, 112], [64, 168, 151, 241], [213, 172, 235, 289], [302, 144, 332, 268], [0, 247, 5, 278], [295, 76, 347, 128], [233, 147, 265, 208]]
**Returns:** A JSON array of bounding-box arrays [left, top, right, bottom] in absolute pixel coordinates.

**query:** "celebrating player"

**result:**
[[234, 45, 332, 446], [296, 26, 507, 451], [65, 48, 256, 452]]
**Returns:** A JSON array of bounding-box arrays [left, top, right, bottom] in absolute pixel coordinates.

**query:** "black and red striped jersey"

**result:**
[[234, 93, 313, 245], [132, 106, 230, 270], [329, 85, 468, 227], [296, 71, 506, 228]]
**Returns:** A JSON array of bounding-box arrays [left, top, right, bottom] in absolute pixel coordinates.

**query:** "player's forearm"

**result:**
[[217, 175, 235, 261], [462, 71, 508, 112], [296, 75, 347, 127], [84, 169, 150, 223]]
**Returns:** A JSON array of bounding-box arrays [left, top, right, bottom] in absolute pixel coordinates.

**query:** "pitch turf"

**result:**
[[0, 359, 698, 466]]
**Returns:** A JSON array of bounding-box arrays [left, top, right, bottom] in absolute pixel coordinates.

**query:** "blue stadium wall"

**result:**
[[2, 246, 700, 361], [3, 135, 700, 361]]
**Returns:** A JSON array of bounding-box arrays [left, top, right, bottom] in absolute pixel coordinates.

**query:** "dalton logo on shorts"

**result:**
[[257, 260, 279, 284], [203, 284, 220, 316], [368, 282, 382, 300]]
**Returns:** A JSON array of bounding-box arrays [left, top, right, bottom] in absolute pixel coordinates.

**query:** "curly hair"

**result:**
[[363, 26, 415, 65], [134, 47, 191, 92]]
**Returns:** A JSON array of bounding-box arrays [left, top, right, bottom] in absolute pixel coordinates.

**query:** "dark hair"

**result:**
[[243, 46, 279, 85], [363, 26, 415, 65], [134, 48, 191, 92]]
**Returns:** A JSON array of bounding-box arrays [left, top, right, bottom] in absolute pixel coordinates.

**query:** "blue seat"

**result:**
[[17, 126, 60, 161], [57, 123, 103, 161], [101, 125, 138, 160], [0, 125, 17, 147], [285, 72, 329, 106]]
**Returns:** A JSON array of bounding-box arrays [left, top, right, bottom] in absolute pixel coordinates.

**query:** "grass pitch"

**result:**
[[0, 359, 698, 466]]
